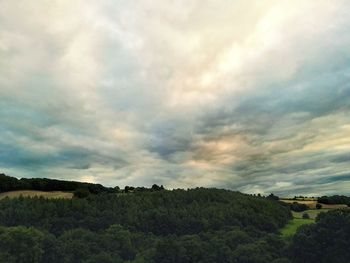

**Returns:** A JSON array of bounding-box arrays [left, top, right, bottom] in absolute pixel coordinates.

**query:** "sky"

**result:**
[[1, 0, 350, 196]]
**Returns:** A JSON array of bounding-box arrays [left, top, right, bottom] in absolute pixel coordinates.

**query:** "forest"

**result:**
[[0, 173, 116, 194], [0, 174, 349, 262]]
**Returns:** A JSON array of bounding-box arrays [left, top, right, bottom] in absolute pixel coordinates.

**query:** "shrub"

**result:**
[[302, 213, 310, 219], [290, 202, 308, 212], [73, 188, 90, 198]]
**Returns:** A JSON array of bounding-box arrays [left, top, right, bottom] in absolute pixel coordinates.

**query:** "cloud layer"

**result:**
[[1, 0, 350, 196]]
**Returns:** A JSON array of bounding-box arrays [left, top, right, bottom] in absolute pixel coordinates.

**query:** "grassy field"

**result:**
[[280, 199, 350, 238], [280, 199, 348, 210], [0, 190, 73, 200], [280, 218, 314, 237], [280, 198, 349, 237], [292, 209, 328, 219]]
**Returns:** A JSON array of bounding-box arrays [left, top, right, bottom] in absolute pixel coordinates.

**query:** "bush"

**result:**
[[267, 193, 279, 201], [290, 202, 308, 212], [73, 188, 90, 198], [316, 203, 322, 209], [302, 213, 310, 219]]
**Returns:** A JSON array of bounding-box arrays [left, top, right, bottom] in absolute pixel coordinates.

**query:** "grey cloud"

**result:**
[[330, 154, 350, 163], [1, 1, 350, 194]]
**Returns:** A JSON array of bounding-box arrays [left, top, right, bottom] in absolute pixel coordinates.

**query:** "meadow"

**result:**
[[280, 218, 314, 237], [291, 209, 325, 219], [279, 198, 349, 239], [0, 190, 73, 200]]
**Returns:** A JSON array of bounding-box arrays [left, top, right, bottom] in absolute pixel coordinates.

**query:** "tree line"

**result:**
[[0, 173, 113, 194], [318, 195, 350, 206], [0, 174, 164, 195]]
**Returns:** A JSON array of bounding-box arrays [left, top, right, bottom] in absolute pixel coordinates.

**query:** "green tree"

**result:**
[[302, 213, 310, 219], [0, 226, 45, 263], [73, 188, 90, 198]]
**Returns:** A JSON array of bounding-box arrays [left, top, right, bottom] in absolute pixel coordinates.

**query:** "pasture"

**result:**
[[281, 199, 348, 210], [292, 209, 327, 219], [280, 198, 349, 238], [281, 218, 314, 237], [0, 190, 73, 200]]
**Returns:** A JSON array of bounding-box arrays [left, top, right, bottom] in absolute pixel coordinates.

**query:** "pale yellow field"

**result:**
[[281, 199, 349, 209], [0, 190, 73, 200]]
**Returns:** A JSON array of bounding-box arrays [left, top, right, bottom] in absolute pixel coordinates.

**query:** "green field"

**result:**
[[0, 190, 73, 200], [281, 218, 314, 237], [292, 209, 328, 219]]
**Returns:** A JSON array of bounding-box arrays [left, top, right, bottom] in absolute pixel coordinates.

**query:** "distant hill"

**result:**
[[0, 173, 116, 194]]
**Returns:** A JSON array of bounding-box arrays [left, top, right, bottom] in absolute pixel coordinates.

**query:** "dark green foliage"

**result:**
[[0, 174, 117, 194], [290, 210, 350, 263], [272, 259, 292, 263], [316, 203, 322, 209], [302, 213, 310, 219], [151, 184, 164, 191], [267, 193, 279, 201], [318, 195, 350, 205], [0, 226, 45, 263], [0, 188, 292, 235], [3, 173, 350, 262], [287, 202, 308, 212], [231, 234, 288, 263], [0, 187, 292, 262], [124, 186, 135, 193], [0, 174, 21, 192], [73, 188, 90, 198]]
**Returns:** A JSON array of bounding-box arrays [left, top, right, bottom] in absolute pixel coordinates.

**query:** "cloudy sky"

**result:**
[[1, 0, 350, 196]]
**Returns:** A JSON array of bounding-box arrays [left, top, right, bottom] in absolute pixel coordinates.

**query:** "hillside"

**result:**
[[0, 183, 292, 262], [0, 173, 116, 194], [0, 174, 349, 262]]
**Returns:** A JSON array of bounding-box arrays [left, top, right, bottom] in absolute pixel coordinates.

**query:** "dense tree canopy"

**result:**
[[281, 202, 308, 212], [0, 174, 114, 194], [0, 173, 349, 262], [0, 186, 293, 262], [290, 210, 350, 263], [0, 188, 291, 236]]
